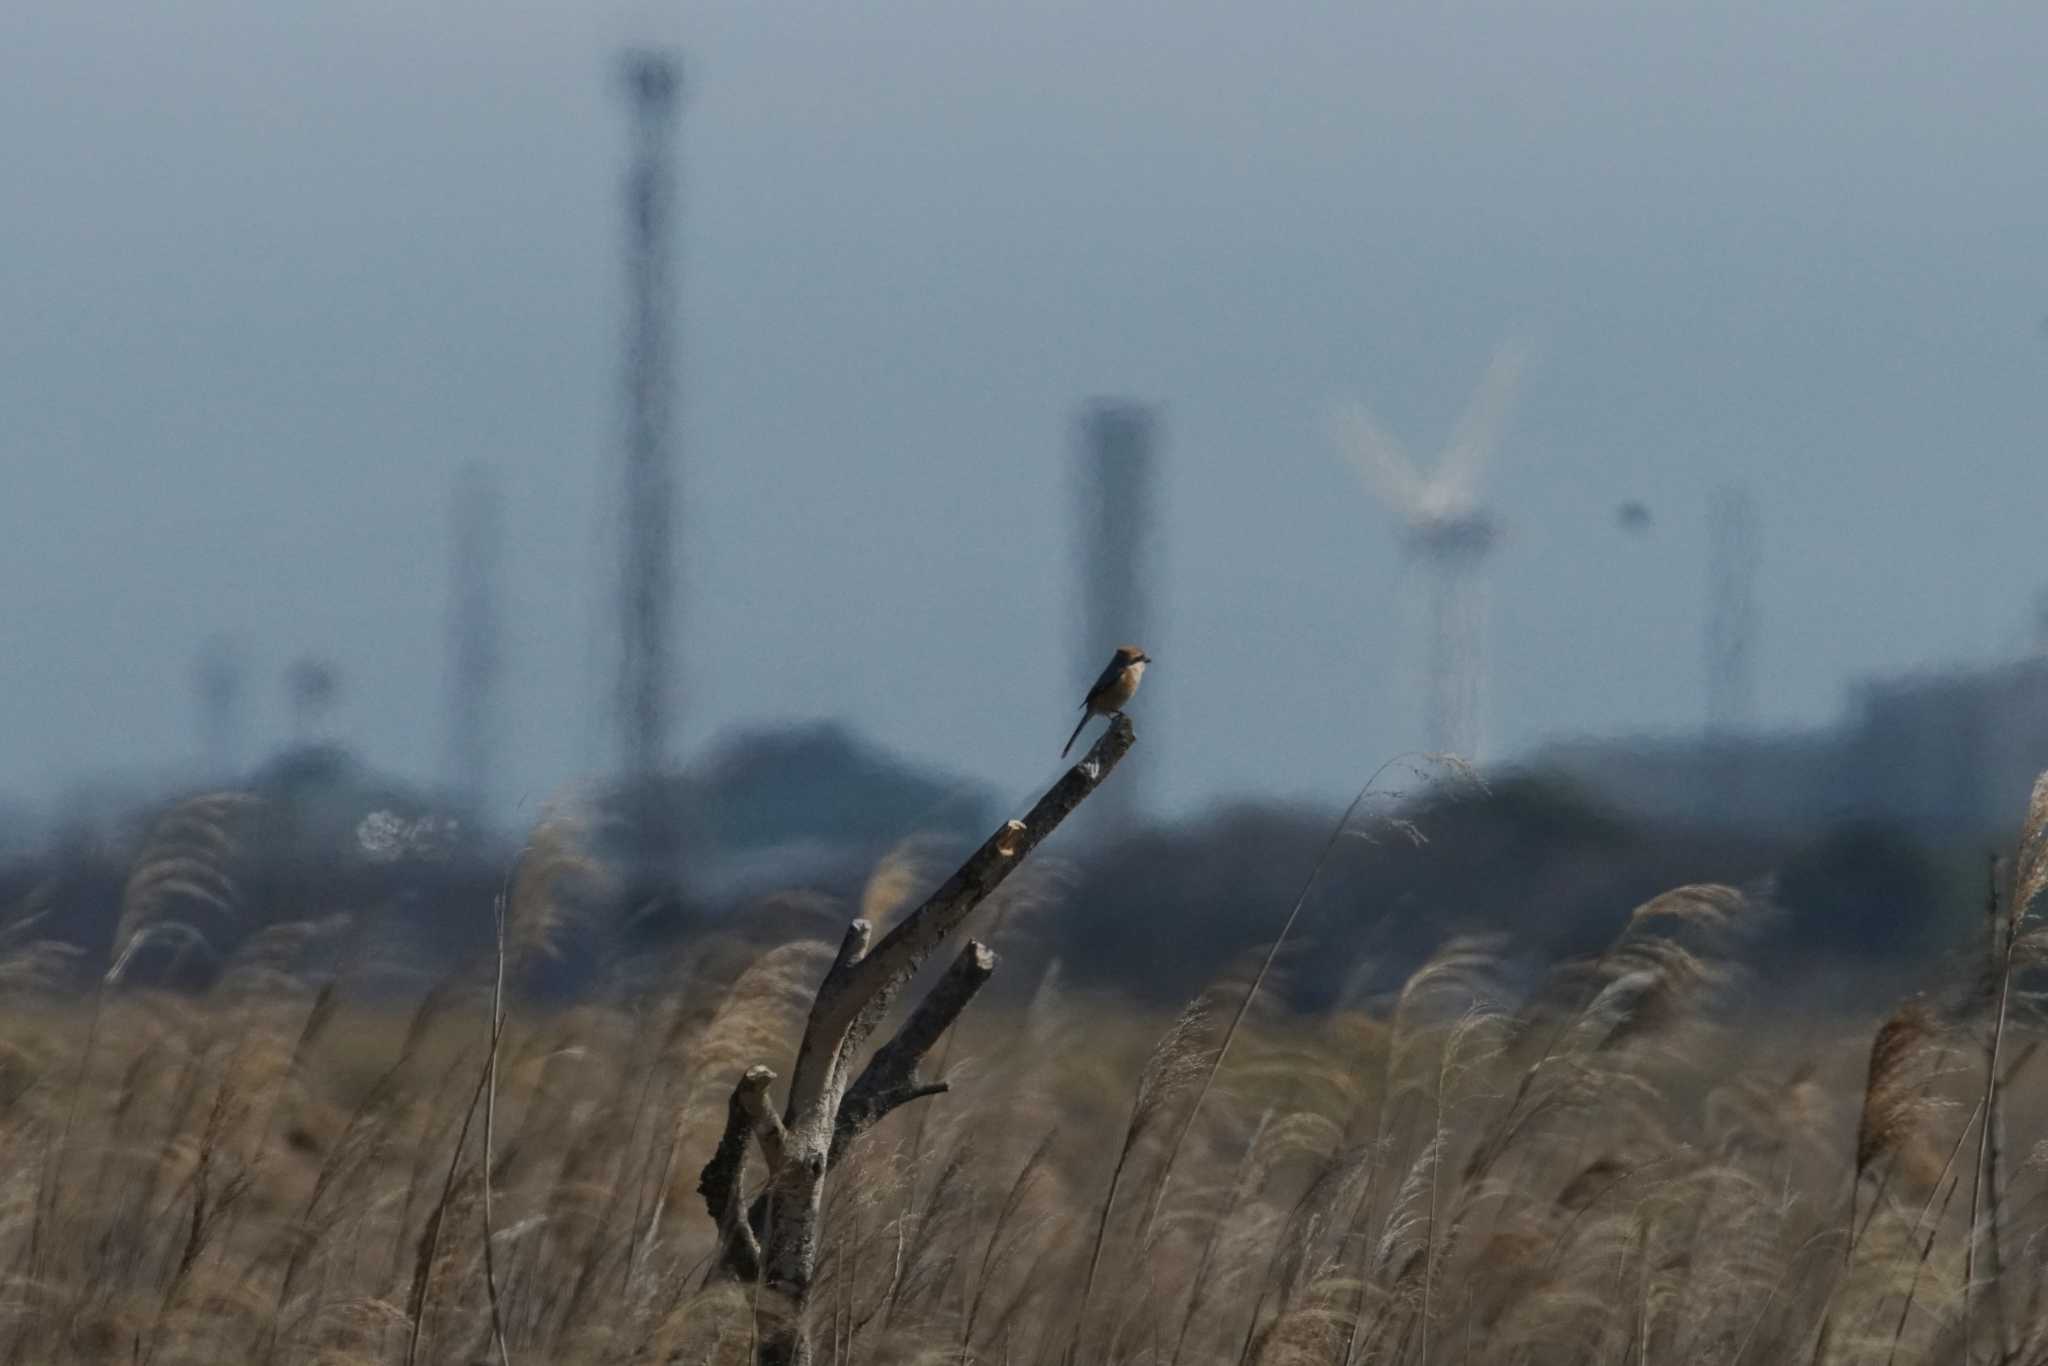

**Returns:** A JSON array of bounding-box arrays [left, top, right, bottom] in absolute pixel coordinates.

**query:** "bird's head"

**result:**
[[1115, 645, 1151, 667]]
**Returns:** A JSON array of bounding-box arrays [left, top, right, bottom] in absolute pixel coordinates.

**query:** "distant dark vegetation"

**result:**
[[1058, 779, 1975, 1011], [0, 728, 1987, 1007]]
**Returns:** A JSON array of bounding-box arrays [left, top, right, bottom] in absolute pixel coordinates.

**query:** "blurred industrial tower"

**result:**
[[445, 461, 503, 819], [193, 635, 244, 782], [1336, 342, 1525, 761], [285, 658, 339, 745], [1074, 399, 1160, 834], [1706, 486, 1759, 736], [615, 49, 682, 789]]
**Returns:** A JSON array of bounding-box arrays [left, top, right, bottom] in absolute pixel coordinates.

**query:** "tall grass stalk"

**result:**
[[1137, 756, 1442, 1259]]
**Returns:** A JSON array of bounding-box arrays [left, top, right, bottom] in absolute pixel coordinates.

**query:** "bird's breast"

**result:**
[[1101, 662, 1143, 709]]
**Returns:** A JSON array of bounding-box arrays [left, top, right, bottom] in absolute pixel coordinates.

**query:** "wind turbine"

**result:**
[[1334, 341, 1526, 762]]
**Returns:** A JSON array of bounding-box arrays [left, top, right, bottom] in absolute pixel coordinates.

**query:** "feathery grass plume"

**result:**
[[1462, 887, 1746, 1190], [1023, 959, 1066, 1048], [1374, 940, 1505, 1207], [505, 792, 607, 972], [394, 971, 476, 1072], [209, 917, 348, 1010], [815, 1139, 925, 1348], [1248, 1296, 1353, 1366], [1880, 1115, 1975, 1366], [1415, 1003, 1519, 1359], [976, 855, 1072, 949], [1962, 787, 2048, 1363], [1368, 1133, 1441, 1294], [858, 836, 941, 936], [1704, 1066, 1839, 1175], [1668, 1164, 1803, 1360], [864, 837, 1067, 1344], [1129, 998, 1216, 1145], [2012, 770, 2048, 924], [952, 1125, 1057, 1352], [1855, 999, 1938, 1185], [626, 967, 772, 1270], [30, 864, 240, 1327], [1233, 1129, 1380, 1365], [883, 1128, 980, 1326], [1193, 963, 1341, 1114], [261, 992, 457, 1357], [1166, 1109, 1273, 1366], [1068, 996, 1212, 1364], [535, 1056, 648, 1342], [1569, 967, 1668, 1055], [112, 792, 261, 975], [684, 932, 837, 1102], [1135, 757, 1461, 1266], [1627, 881, 1748, 935], [893, 849, 1075, 1277], [618, 1002, 708, 1308], [1316, 939, 1507, 1366], [404, 1151, 485, 1366], [140, 1042, 259, 1357], [1386, 937, 1504, 1076], [0, 939, 82, 1000]]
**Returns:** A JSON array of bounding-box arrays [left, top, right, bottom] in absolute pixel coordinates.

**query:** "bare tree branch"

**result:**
[[738, 1066, 790, 1172], [783, 718, 1136, 1139], [783, 921, 877, 1127], [834, 941, 996, 1161], [698, 1068, 779, 1280], [693, 714, 1139, 1366]]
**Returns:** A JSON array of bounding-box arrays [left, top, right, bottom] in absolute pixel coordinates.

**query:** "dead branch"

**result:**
[[833, 940, 997, 1162], [783, 717, 1137, 1137], [738, 1066, 790, 1172], [698, 1067, 782, 1281], [693, 714, 1137, 1366]]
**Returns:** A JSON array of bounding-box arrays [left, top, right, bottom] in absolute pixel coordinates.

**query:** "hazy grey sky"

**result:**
[[5, 1, 2045, 820]]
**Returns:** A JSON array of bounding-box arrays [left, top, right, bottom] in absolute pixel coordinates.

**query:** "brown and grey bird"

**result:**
[[1062, 645, 1151, 758]]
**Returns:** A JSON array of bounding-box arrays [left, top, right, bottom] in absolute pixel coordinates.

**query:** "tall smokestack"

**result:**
[[1704, 485, 1759, 821], [1705, 486, 1759, 738], [193, 635, 243, 782], [446, 461, 503, 821], [1073, 398, 1160, 835], [616, 49, 682, 788]]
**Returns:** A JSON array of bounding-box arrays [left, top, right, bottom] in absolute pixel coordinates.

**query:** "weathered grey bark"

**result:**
[[696, 716, 1137, 1365]]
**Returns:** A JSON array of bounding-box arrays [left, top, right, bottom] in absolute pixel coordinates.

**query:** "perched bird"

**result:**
[[1063, 645, 1151, 758]]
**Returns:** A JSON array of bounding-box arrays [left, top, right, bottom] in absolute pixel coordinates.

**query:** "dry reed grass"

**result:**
[[2, 787, 2046, 1365]]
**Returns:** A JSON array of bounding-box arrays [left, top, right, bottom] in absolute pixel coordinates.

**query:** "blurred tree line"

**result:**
[[0, 736, 1984, 1007]]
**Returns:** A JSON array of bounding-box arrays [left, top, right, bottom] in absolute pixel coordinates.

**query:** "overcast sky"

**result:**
[[4, 1, 2045, 822]]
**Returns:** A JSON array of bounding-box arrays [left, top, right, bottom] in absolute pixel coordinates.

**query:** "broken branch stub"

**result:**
[[697, 1066, 778, 1280]]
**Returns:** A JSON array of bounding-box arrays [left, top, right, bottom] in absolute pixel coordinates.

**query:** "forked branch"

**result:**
[[782, 716, 1137, 1130], [834, 939, 997, 1161], [693, 715, 1138, 1366]]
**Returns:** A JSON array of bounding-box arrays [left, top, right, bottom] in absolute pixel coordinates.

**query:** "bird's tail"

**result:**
[[1061, 712, 1091, 759]]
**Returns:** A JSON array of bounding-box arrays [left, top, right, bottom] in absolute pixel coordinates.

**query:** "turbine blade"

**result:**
[[1436, 340, 1527, 504], [1331, 400, 1426, 515]]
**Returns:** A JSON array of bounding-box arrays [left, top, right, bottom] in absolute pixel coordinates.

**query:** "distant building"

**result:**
[[1844, 657, 2048, 837], [680, 722, 998, 902], [1532, 729, 1845, 835], [1530, 654, 2048, 841]]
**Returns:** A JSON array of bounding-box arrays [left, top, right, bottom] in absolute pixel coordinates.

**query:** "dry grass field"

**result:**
[[1, 783, 2044, 1366]]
